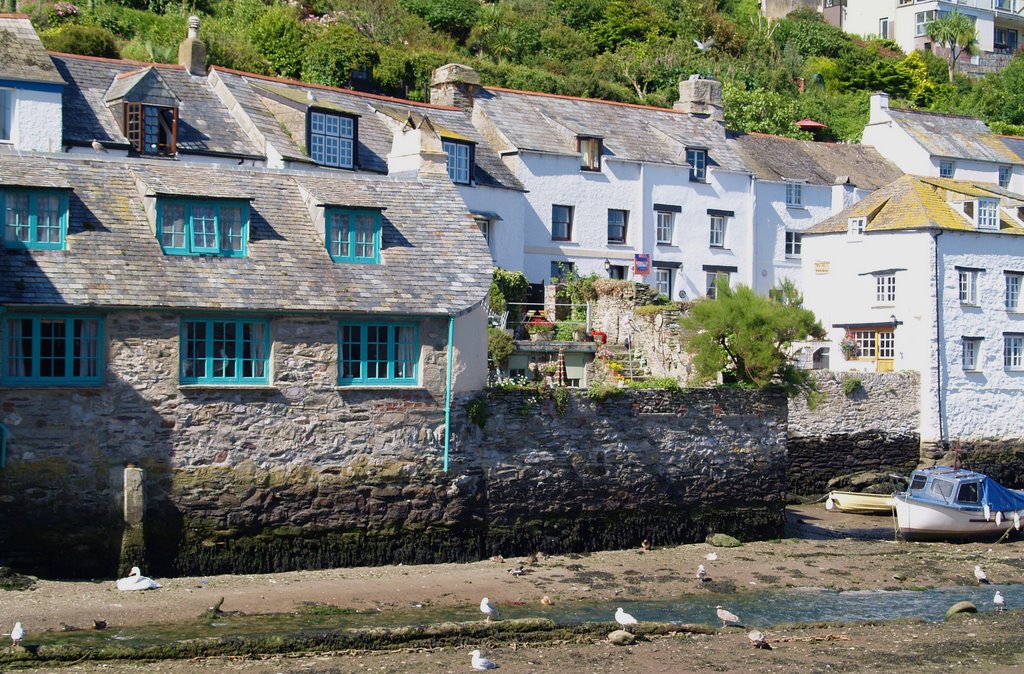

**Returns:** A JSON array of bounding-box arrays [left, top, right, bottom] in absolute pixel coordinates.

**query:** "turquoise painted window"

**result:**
[[157, 199, 248, 257], [338, 321, 418, 386], [2, 189, 68, 250], [180, 318, 269, 385], [2, 315, 103, 386], [326, 208, 380, 264]]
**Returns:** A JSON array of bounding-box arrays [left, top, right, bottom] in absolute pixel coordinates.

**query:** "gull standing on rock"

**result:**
[[615, 607, 638, 630], [10, 622, 24, 647], [471, 649, 499, 670], [716, 605, 741, 627], [480, 597, 499, 622], [975, 565, 990, 584], [697, 564, 708, 581], [994, 591, 1006, 611]]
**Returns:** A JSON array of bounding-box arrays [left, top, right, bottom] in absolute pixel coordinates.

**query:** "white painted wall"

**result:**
[[752, 180, 836, 295], [5, 87, 62, 153], [843, 0, 897, 39], [452, 303, 488, 392], [458, 184, 525, 272], [862, 97, 934, 176]]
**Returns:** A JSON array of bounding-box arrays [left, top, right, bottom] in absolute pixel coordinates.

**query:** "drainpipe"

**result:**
[[0, 423, 6, 469], [443, 314, 455, 473], [932, 230, 947, 453]]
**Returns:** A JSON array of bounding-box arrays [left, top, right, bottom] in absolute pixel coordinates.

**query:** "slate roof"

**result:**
[[728, 133, 902, 190], [0, 15, 65, 85], [472, 87, 747, 172], [51, 54, 263, 157], [887, 107, 1023, 165], [211, 68, 523, 191], [805, 175, 1024, 236], [0, 155, 492, 314]]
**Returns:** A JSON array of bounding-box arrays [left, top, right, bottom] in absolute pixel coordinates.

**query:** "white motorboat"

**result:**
[[894, 466, 1024, 540]]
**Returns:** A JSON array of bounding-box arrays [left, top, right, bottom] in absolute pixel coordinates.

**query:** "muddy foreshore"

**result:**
[[3, 505, 1024, 673]]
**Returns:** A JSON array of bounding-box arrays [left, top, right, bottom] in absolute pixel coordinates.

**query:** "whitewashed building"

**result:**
[[0, 14, 64, 152], [802, 174, 1024, 454], [431, 69, 754, 301], [729, 132, 901, 294]]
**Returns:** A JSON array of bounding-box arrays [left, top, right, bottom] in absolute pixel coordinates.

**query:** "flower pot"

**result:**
[[529, 331, 551, 342]]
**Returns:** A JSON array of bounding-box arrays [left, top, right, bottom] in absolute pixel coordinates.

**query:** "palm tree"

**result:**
[[926, 10, 978, 82]]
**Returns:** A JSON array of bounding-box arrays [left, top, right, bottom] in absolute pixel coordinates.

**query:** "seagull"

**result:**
[[540, 595, 553, 606], [614, 607, 638, 630], [706, 552, 718, 561], [90, 140, 108, 153], [480, 597, 499, 622], [306, 90, 317, 104], [471, 649, 499, 670], [748, 629, 772, 649], [975, 565, 990, 584], [994, 591, 1006, 611], [507, 566, 524, 577], [716, 605, 741, 627], [694, 37, 716, 52], [641, 539, 652, 552], [697, 564, 708, 581], [116, 566, 161, 591], [11, 622, 24, 647]]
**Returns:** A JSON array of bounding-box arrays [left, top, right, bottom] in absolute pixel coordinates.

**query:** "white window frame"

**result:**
[[1006, 272, 1023, 311], [916, 10, 938, 37], [709, 215, 726, 247], [879, 17, 890, 39], [475, 217, 490, 245], [962, 337, 981, 371], [958, 269, 979, 305], [309, 110, 354, 169], [687, 148, 707, 182], [656, 211, 674, 245], [706, 271, 729, 299], [0, 87, 11, 142], [875, 274, 896, 304], [939, 159, 954, 178], [1004, 334, 1024, 370], [785, 181, 803, 207], [785, 231, 802, 258], [848, 217, 866, 238], [655, 268, 672, 297], [999, 165, 1012, 188], [977, 198, 999, 230], [443, 140, 471, 184]]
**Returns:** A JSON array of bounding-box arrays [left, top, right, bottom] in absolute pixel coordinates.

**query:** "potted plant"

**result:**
[[839, 331, 858, 360], [526, 318, 554, 341]]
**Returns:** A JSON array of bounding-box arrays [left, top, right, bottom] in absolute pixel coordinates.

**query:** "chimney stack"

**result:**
[[385, 114, 450, 178], [429, 64, 481, 110], [868, 91, 890, 124], [673, 74, 723, 122], [178, 15, 206, 76]]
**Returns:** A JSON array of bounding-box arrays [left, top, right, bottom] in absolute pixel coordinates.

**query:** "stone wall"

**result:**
[[787, 371, 921, 494], [0, 309, 787, 577]]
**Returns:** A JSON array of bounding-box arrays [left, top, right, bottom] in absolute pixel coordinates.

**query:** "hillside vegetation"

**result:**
[[17, 0, 1024, 141]]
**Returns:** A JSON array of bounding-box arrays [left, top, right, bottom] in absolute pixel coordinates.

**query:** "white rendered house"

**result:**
[[802, 174, 1024, 454], [431, 69, 754, 302], [0, 15, 64, 153]]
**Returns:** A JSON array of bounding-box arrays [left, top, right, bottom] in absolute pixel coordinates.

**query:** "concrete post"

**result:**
[[119, 465, 147, 577]]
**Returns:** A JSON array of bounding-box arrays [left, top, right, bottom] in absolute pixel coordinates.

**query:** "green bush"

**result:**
[[552, 322, 576, 341], [841, 374, 863, 396], [248, 4, 305, 79], [586, 381, 623, 401], [552, 386, 570, 416], [466, 396, 488, 429], [487, 327, 515, 367], [302, 23, 377, 88], [40, 24, 119, 58]]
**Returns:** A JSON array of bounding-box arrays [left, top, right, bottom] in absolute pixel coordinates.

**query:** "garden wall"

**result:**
[[787, 371, 921, 495]]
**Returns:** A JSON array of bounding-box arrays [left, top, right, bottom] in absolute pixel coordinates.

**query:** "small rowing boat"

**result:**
[[825, 491, 895, 515]]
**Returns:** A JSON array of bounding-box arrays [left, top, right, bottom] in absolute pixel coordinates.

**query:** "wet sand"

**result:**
[[4, 505, 1024, 672]]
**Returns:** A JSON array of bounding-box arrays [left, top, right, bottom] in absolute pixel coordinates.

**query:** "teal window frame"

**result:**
[[2, 314, 103, 386], [338, 320, 419, 386], [326, 208, 381, 264], [2, 188, 68, 250], [156, 198, 249, 257], [180, 318, 270, 385]]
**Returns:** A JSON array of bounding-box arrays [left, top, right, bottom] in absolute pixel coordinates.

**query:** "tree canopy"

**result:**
[[681, 279, 824, 397], [926, 10, 978, 82]]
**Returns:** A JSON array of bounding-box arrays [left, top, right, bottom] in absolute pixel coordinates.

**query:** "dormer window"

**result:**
[[687, 148, 707, 182], [157, 199, 249, 257], [0, 88, 11, 142], [2, 188, 68, 250], [939, 160, 954, 178], [848, 217, 866, 237], [578, 136, 601, 171], [786, 181, 803, 207], [442, 139, 472, 184], [977, 198, 999, 230], [309, 110, 355, 169], [327, 207, 381, 264], [1000, 165, 1012, 188], [125, 103, 177, 156]]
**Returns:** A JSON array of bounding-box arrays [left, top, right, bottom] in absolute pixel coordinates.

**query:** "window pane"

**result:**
[[143, 106, 160, 154], [366, 325, 389, 380], [161, 203, 187, 249], [183, 320, 207, 380], [1007, 274, 1022, 310], [38, 319, 67, 378], [608, 209, 626, 243], [219, 207, 244, 252], [72, 319, 100, 378], [394, 325, 417, 379], [656, 212, 673, 244], [241, 321, 266, 378], [190, 205, 218, 251], [4, 192, 30, 243], [878, 331, 895, 359], [552, 205, 571, 240], [355, 214, 376, 258], [5, 318, 33, 378], [330, 212, 350, 258], [211, 321, 237, 379], [0, 89, 9, 140]]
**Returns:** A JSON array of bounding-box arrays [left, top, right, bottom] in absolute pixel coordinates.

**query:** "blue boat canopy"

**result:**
[[907, 466, 1024, 512]]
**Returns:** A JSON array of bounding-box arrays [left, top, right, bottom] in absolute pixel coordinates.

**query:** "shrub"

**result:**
[[40, 24, 118, 58], [487, 327, 515, 366], [466, 396, 488, 429], [586, 381, 623, 401], [841, 374, 863, 396], [249, 4, 305, 79], [302, 22, 377, 88], [552, 386, 570, 416]]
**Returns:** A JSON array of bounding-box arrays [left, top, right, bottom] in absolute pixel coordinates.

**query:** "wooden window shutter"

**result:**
[[124, 102, 143, 152], [170, 106, 178, 155]]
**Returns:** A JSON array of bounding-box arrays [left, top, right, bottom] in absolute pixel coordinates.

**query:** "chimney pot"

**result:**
[[673, 74, 723, 122], [178, 15, 206, 76], [430, 63, 481, 110]]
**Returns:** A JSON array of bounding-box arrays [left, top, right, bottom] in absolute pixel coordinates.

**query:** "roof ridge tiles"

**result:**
[[213, 66, 463, 112], [49, 51, 186, 70], [890, 106, 986, 122], [484, 85, 699, 115]]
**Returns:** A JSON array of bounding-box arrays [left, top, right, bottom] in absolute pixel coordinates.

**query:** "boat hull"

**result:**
[[894, 494, 1015, 540], [826, 491, 895, 515]]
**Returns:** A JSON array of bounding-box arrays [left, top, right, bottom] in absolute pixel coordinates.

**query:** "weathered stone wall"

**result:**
[[0, 309, 786, 578], [787, 371, 921, 494]]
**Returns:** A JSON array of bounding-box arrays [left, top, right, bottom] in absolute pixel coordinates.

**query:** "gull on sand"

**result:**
[[748, 630, 771, 649], [716, 605, 741, 627], [480, 597, 499, 622], [11, 622, 24, 646], [975, 565, 990, 584], [697, 564, 708, 581], [994, 591, 1006, 611], [471, 649, 499, 670], [615, 607, 638, 628], [116, 567, 160, 591]]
